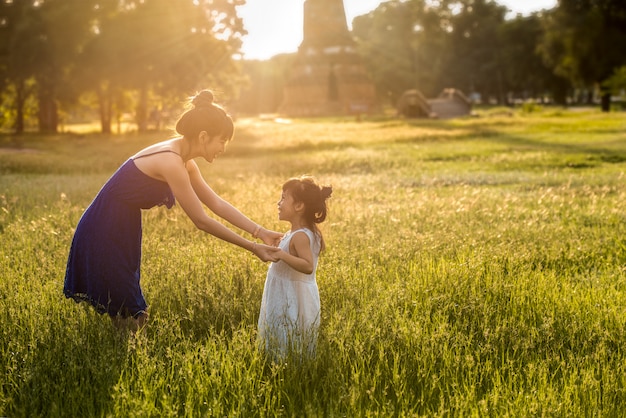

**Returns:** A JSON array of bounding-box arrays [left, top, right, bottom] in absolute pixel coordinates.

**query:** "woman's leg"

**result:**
[[134, 311, 149, 330], [111, 310, 148, 332]]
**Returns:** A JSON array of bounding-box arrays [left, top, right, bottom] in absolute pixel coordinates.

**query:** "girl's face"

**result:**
[[277, 189, 297, 222], [202, 132, 228, 162]]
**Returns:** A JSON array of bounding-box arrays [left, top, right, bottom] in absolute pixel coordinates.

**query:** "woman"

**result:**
[[64, 90, 281, 330]]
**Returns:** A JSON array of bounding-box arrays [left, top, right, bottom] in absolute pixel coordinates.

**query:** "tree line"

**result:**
[[1, 0, 626, 134], [0, 0, 245, 134], [350, 0, 626, 112], [238, 0, 626, 118]]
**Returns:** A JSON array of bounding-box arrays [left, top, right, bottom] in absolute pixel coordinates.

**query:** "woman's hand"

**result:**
[[258, 227, 283, 247], [252, 243, 281, 262]]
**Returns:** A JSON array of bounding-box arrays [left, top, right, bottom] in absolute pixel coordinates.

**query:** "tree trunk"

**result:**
[[551, 79, 569, 106], [98, 84, 112, 134], [14, 79, 25, 134], [37, 82, 58, 133], [600, 91, 611, 112], [497, 69, 507, 106], [136, 86, 148, 133]]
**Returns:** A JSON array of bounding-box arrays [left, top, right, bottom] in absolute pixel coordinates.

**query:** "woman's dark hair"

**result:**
[[283, 176, 332, 252], [175, 90, 234, 141]]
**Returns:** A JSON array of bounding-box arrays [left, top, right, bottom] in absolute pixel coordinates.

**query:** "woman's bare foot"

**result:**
[[111, 311, 149, 333]]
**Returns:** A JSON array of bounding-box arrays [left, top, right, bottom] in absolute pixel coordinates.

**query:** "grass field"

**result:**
[[1, 108, 625, 416]]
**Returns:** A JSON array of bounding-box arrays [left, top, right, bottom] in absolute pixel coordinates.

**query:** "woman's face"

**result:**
[[202, 132, 228, 162]]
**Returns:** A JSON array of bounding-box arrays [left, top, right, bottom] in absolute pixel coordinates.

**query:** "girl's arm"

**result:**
[[158, 154, 279, 261], [186, 160, 282, 246], [276, 231, 315, 274]]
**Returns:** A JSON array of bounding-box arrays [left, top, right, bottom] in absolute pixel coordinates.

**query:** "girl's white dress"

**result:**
[[258, 228, 321, 357]]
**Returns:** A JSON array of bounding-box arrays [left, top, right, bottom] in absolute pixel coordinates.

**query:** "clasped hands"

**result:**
[[252, 228, 284, 262]]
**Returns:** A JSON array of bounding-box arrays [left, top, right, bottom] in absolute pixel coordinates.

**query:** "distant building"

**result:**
[[279, 0, 377, 117]]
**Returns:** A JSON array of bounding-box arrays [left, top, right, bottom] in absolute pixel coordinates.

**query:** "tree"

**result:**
[[0, 0, 101, 133], [441, 0, 508, 104], [539, 0, 626, 111], [352, 0, 512, 106], [498, 13, 569, 105], [603, 66, 626, 97], [1, 0, 246, 134], [33, 0, 99, 133], [0, 1, 47, 133], [235, 54, 294, 115], [352, 0, 449, 105], [75, 0, 246, 133]]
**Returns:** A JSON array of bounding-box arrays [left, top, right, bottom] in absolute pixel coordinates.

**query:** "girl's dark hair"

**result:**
[[175, 90, 234, 141], [283, 176, 332, 252]]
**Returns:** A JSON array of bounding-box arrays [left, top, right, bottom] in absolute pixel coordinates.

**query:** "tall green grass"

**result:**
[[1, 108, 625, 416]]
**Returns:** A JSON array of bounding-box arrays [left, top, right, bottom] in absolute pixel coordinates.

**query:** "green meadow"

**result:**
[[1, 108, 625, 416]]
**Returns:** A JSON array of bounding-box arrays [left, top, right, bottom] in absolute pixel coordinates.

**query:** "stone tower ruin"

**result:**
[[279, 0, 377, 116]]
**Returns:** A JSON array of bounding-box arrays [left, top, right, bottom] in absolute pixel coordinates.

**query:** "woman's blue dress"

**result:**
[[64, 153, 176, 318]]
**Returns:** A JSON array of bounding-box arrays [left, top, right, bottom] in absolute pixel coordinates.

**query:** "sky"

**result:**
[[237, 0, 558, 60]]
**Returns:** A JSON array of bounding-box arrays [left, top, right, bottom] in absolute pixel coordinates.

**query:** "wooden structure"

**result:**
[[279, 0, 377, 116], [397, 88, 472, 119], [427, 89, 472, 118], [396, 90, 433, 118]]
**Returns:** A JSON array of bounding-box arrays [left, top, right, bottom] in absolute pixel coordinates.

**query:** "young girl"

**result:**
[[64, 90, 281, 331], [258, 176, 332, 358]]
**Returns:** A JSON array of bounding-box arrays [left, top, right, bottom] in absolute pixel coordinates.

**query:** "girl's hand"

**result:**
[[252, 243, 281, 262], [258, 227, 283, 247]]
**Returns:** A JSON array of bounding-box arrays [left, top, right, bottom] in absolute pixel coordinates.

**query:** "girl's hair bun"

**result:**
[[320, 186, 333, 200], [192, 90, 214, 108]]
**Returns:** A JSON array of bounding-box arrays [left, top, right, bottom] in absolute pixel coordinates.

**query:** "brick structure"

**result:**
[[279, 0, 377, 117]]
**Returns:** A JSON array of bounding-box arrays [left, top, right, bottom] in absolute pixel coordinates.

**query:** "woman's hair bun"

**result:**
[[192, 90, 214, 108]]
